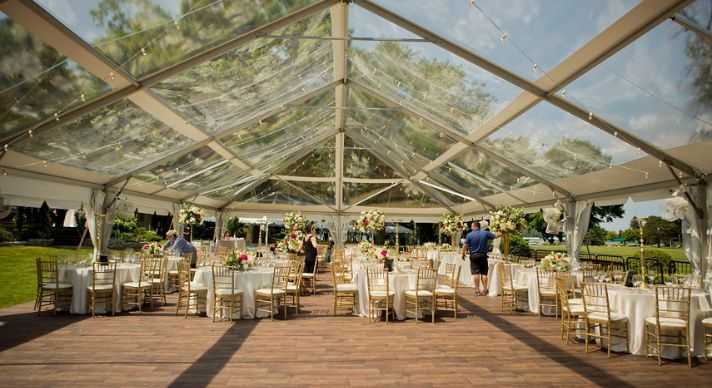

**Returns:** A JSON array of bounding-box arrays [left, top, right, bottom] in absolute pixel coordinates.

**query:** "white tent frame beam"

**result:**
[[350, 80, 575, 199], [331, 2, 348, 211], [354, 0, 702, 181], [0, 0, 339, 146]]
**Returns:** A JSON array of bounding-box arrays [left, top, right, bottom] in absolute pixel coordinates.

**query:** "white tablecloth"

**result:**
[[59, 263, 141, 314], [606, 285, 712, 357], [487, 263, 539, 312], [192, 266, 275, 319], [353, 262, 418, 320], [430, 251, 473, 287]]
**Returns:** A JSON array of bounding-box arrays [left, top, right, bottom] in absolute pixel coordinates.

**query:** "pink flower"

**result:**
[[239, 254, 248, 262], [380, 249, 387, 257], [290, 232, 297, 239], [363, 218, 369, 226], [142, 244, 149, 250]]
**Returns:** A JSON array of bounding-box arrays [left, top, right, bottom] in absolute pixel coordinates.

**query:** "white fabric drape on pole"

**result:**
[[86, 190, 100, 260], [171, 203, 182, 234], [565, 200, 593, 270], [214, 210, 224, 242], [63, 209, 78, 228], [667, 183, 710, 289]]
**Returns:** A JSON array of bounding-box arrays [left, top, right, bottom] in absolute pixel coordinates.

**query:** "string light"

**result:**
[[658, 160, 664, 168], [613, 131, 618, 137], [644, 172, 649, 180], [559, 89, 566, 97], [1, 169, 7, 176], [532, 63, 538, 72], [500, 32, 508, 41], [108, 72, 115, 81], [174, 20, 181, 30], [587, 112, 593, 121], [28, 129, 33, 138], [80, 93, 86, 102], [140, 47, 148, 56], [3, 144, 8, 151], [42, 160, 48, 167]]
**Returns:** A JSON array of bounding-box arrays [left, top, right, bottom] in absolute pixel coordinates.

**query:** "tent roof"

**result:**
[[1, 0, 711, 217]]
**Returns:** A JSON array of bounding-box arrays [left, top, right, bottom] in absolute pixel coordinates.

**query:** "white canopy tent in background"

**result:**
[[0, 0, 710, 277]]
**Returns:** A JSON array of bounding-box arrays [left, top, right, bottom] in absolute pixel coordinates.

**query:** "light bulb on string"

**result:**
[[109, 72, 115, 81], [559, 89, 566, 97], [53, 112, 60, 121], [3, 144, 8, 151], [80, 93, 86, 102], [140, 47, 148, 56], [532, 63, 538, 72], [613, 131, 618, 137], [500, 32, 508, 41], [42, 160, 48, 167], [1, 169, 7, 176], [658, 160, 663, 168], [587, 112, 593, 121], [28, 129, 33, 138]]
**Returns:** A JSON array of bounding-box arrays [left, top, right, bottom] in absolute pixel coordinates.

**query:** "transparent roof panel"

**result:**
[[441, 147, 537, 196], [368, 0, 638, 79], [36, 0, 321, 77], [349, 6, 520, 134], [0, 12, 109, 140], [343, 136, 399, 179], [480, 101, 641, 182], [682, 0, 712, 32], [360, 182, 441, 208], [566, 19, 712, 150], [220, 91, 335, 167], [12, 99, 191, 176], [284, 180, 335, 206], [344, 182, 396, 205], [151, 10, 333, 134], [274, 138, 334, 177], [346, 91, 457, 177], [133, 146, 226, 187], [236, 179, 321, 206], [202, 175, 258, 201], [179, 164, 248, 195]]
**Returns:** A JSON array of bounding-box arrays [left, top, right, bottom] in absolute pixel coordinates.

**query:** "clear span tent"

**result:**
[[0, 0, 711, 261]]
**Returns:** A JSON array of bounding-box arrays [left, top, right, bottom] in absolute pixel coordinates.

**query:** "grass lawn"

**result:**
[[0, 246, 92, 309], [531, 244, 687, 260]]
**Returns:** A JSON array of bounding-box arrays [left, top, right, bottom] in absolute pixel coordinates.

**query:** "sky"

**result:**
[[601, 198, 665, 232]]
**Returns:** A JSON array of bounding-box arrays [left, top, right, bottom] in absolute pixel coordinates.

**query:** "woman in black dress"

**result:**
[[303, 224, 318, 273]]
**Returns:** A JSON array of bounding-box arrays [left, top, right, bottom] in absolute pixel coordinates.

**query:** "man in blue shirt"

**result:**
[[462, 221, 498, 296], [163, 230, 197, 268]]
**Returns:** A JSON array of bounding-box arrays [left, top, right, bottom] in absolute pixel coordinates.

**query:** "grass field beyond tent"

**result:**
[[532, 244, 686, 260], [0, 246, 92, 309]]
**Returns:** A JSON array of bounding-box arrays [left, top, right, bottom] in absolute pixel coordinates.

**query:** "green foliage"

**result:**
[[226, 216, 242, 237], [641, 216, 681, 247], [621, 228, 639, 242], [0, 225, 14, 242], [589, 204, 625, 228], [544, 138, 613, 176], [525, 211, 563, 243], [111, 214, 138, 240], [135, 228, 161, 242], [584, 225, 608, 246], [509, 234, 532, 257], [631, 249, 674, 271]]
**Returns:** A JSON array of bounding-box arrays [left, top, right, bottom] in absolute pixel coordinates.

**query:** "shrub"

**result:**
[[0, 226, 14, 242], [508, 234, 532, 257], [136, 228, 161, 242]]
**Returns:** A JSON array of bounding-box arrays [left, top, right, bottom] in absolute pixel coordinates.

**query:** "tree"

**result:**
[[680, 1, 712, 143], [525, 211, 563, 244], [584, 225, 608, 246], [642, 216, 681, 247], [621, 228, 639, 243], [544, 138, 613, 176], [589, 204, 625, 228], [630, 216, 640, 230]]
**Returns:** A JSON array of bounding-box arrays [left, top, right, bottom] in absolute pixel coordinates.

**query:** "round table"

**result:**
[[353, 262, 418, 320], [192, 266, 276, 319], [606, 285, 712, 358], [430, 250, 473, 287], [59, 263, 141, 314]]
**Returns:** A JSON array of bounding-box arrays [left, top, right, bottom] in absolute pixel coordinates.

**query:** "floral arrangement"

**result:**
[[440, 243, 454, 250], [423, 242, 436, 250], [278, 231, 304, 253], [489, 206, 527, 233], [359, 240, 374, 254], [356, 210, 385, 233], [179, 204, 204, 225], [283, 212, 306, 232], [143, 242, 162, 256], [440, 213, 465, 235], [539, 252, 571, 272], [378, 248, 389, 261]]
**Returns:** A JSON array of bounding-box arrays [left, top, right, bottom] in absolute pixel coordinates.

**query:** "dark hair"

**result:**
[[473, 221, 481, 229]]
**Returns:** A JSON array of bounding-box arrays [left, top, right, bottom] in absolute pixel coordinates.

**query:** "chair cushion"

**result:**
[[503, 286, 527, 292], [302, 273, 314, 278], [168, 270, 179, 275], [123, 281, 150, 288], [564, 304, 585, 315], [369, 289, 395, 297], [336, 283, 357, 292], [286, 283, 299, 291], [256, 288, 285, 296], [435, 287, 456, 295], [702, 317, 712, 327], [216, 288, 243, 296], [190, 283, 207, 292], [587, 311, 627, 322], [645, 316, 687, 329], [539, 289, 556, 297], [87, 284, 113, 291], [568, 298, 582, 306], [43, 282, 72, 289], [405, 290, 433, 297]]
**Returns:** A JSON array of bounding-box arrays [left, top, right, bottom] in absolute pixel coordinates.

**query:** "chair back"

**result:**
[[654, 286, 691, 323], [177, 259, 191, 292], [581, 282, 610, 318], [37, 257, 61, 289], [555, 275, 572, 311], [271, 265, 291, 294], [536, 268, 556, 293], [366, 264, 389, 296], [440, 263, 460, 290], [91, 261, 117, 291], [142, 256, 162, 283], [499, 263, 515, 290], [415, 266, 437, 293], [212, 264, 236, 295]]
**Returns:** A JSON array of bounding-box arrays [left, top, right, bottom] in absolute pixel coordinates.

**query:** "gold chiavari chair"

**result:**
[[212, 264, 243, 322], [175, 260, 207, 318], [142, 256, 165, 307], [88, 261, 117, 317], [536, 268, 559, 318], [286, 260, 304, 315], [703, 317, 712, 361], [255, 265, 290, 320], [556, 274, 583, 344], [366, 264, 395, 323], [499, 263, 527, 313], [405, 266, 437, 323], [122, 259, 153, 312], [645, 286, 692, 367], [582, 282, 629, 357], [331, 263, 357, 316], [609, 270, 627, 285], [35, 257, 72, 315], [435, 263, 460, 319]]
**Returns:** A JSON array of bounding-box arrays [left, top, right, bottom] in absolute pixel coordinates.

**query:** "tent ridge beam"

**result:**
[[671, 13, 712, 46]]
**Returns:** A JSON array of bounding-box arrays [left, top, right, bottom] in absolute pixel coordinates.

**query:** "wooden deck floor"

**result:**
[[1, 277, 712, 387]]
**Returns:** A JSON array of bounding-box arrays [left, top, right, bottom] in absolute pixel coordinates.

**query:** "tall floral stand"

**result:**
[[501, 233, 511, 258]]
